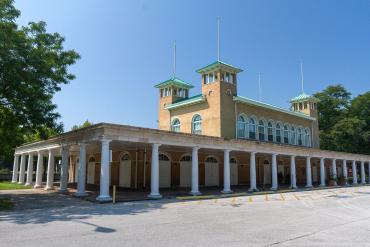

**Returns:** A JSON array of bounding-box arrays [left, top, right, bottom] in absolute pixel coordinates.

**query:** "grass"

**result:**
[[0, 181, 32, 190], [0, 198, 13, 210]]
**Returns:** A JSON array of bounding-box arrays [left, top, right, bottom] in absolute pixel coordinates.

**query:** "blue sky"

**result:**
[[14, 0, 370, 131]]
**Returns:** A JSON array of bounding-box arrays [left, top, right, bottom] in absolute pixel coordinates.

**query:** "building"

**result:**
[[11, 59, 370, 201]]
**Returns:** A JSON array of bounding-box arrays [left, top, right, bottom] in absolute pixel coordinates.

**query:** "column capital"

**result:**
[[192, 146, 200, 151], [271, 153, 278, 157], [151, 143, 161, 148], [224, 149, 231, 153]]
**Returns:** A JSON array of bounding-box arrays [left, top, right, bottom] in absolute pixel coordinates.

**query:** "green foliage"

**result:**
[[0, 0, 79, 161], [71, 120, 93, 131], [0, 181, 31, 190], [315, 85, 370, 155]]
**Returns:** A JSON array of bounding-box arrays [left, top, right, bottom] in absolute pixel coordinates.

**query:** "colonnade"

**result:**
[[12, 141, 370, 201]]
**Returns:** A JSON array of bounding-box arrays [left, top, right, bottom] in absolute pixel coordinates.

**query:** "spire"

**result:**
[[217, 16, 220, 61], [173, 40, 176, 78], [300, 61, 304, 93]]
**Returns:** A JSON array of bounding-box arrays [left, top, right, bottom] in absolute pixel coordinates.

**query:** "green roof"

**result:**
[[165, 94, 206, 110], [154, 77, 194, 89], [290, 93, 320, 103], [196, 60, 243, 74]]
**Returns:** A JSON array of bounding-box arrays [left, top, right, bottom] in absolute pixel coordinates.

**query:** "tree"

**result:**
[[71, 120, 93, 131], [0, 0, 80, 162]]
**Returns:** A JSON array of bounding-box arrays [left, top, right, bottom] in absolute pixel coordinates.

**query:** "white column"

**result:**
[[222, 150, 232, 194], [342, 159, 348, 186], [34, 151, 43, 188], [25, 153, 34, 186], [290, 155, 297, 189], [148, 143, 162, 199], [331, 159, 337, 186], [97, 139, 112, 201], [360, 161, 366, 185], [45, 149, 55, 190], [319, 157, 326, 187], [352, 160, 358, 185], [271, 153, 278, 190], [190, 147, 201, 195], [249, 151, 258, 192], [11, 154, 19, 183], [75, 143, 87, 197], [59, 146, 70, 192], [306, 156, 312, 188], [18, 154, 26, 184]]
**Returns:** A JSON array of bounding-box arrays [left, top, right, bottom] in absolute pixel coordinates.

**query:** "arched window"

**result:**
[[304, 129, 311, 147], [180, 155, 192, 162], [290, 127, 296, 145], [298, 128, 303, 146], [159, 153, 170, 161], [192, 114, 202, 135], [276, 123, 282, 143], [171, 118, 180, 132], [248, 118, 256, 139], [88, 157, 96, 162], [205, 156, 218, 163], [230, 157, 237, 163], [267, 121, 274, 141], [237, 115, 247, 138], [121, 153, 131, 161], [258, 120, 265, 141], [283, 125, 289, 144]]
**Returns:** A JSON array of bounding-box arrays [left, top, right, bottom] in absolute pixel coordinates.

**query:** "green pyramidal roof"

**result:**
[[290, 93, 320, 103], [154, 77, 194, 89], [196, 60, 243, 73]]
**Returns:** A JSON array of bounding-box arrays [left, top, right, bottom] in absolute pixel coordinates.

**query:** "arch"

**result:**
[[119, 151, 132, 161], [179, 153, 192, 187], [204, 155, 219, 186], [290, 125, 296, 145], [248, 116, 257, 139], [258, 119, 266, 141], [180, 154, 192, 162], [191, 114, 202, 135], [230, 157, 237, 163], [297, 127, 303, 146], [304, 128, 311, 147], [283, 124, 290, 144], [267, 120, 275, 142], [87, 155, 96, 185], [158, 152, 171, 188], [88, 156, 96, 162], [119, 151, 132, 188], [229, 157, 238, 185], [275, 122, 282, 143], [205, 156, 218, 163], [159, 152, 171, 161], [171, 118, 181, 132], [263, 159, 270, 165], [237, 113, 247, 138]]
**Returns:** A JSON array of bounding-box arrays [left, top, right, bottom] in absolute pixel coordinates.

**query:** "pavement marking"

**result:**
[[248, 196, 253, 203], [265, 194, 269, 201], [280, 193, 285, 201], [293, 194, 300, 200]]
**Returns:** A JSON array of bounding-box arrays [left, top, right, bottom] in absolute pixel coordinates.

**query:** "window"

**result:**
[[283, 125, 289, 144], [276, 124, 281, 143], [237, 115, 247, 138], [267, 122, 274, 141], [159, 153, 170, 161], [299, 103, 303, 110], [258, 120, 265, 141], [178, 88, 184, 98], [304, 129, 311, 147], [180, 155, 192, 162], [298, 128, 303, 145], [88, 157, 95, 162], [230, 157, 237, 163], [205, 156, 218, 163], [290, 127, 296, 144], [249, 118, 256, 139], [171, 118, 180, 132], [121, 153, 130, 161], [232, 73, 236, 84], [204, 73, 215, 84], [160, 89, 164, 98], [192, 114, 202, 135], [304, 102, 308, 109]]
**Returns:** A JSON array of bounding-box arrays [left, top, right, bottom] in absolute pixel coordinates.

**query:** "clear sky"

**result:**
[[14, 0, 370, 131]]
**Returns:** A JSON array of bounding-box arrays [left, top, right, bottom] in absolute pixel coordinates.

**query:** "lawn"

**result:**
[[0, 198, 13, 210], [0, 181, 32, 190]]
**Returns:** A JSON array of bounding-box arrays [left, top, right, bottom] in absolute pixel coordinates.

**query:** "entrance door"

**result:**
[[263, 162, 271, 186], [180, 155, 192, 187], [119, 155, 131, 188], [159, 154, 171, 188], [312, 165, 318, 183], [278, 163, 285, 184], [87, 158, 95, 184], [205, 157, 219, 186], [230, 158, 238, 185]]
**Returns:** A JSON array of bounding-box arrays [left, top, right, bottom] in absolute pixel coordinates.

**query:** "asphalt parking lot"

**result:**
[[1, 186, 370, 246]]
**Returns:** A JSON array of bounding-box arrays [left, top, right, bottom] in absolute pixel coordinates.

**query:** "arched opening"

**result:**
[[267, 121, 274, 141], [258, 120, 266, 141], [192, 114, 202, 135], [237, 115, 247, 138], [180, 154, 192, 187], [298, 128, 303, 146], [230, 157, 238, 185], [171, 118, 180, 132], [119, 152, 132, 188], [283, 125, 289, 144], [290, 126, 296, 145], [204, 156, 219, 186], [248, 118, 256, 139], [87, 156, 96, 185], [276, 124, 282, 143], [159, 153, 171, 188], [263, 159, 271, 186]]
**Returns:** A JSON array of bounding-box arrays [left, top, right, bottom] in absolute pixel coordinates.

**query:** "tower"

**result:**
[[290, 93, 319, 118]]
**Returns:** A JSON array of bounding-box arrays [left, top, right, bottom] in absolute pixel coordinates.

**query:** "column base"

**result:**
[[319, 184, 326, 187], [221, 190, 233, 194], [289, 186, 298, 190], [74, 191, 88, 197], [11, 180, 17, 183], [190, 191, 202, 196], [305, 185, 313, 188], [96, 195, 112, 202], [271, 187, 278, 191], [17, 182, 24, 185], [248, 188, 259, 192], [25, 182, 32, 186], [58, 188, 68, 193], [148, 193, 162, 199], [44, 186, 54, 191], [34, 184, 42, 189]]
